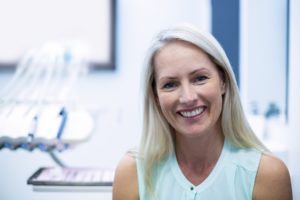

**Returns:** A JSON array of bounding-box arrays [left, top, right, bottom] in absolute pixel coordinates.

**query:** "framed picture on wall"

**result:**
[[0, 0, 116, 70]]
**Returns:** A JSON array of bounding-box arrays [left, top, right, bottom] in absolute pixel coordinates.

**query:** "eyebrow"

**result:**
[[157, 76, 176, 83], [189, 68, 209, 75], [157, 67, 210, 82]]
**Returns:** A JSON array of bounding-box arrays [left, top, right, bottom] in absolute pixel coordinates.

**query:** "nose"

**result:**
[[179, 84, 197, 105]]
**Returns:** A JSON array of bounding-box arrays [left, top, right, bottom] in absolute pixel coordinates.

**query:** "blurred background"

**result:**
[[0, 0, 299, 199]]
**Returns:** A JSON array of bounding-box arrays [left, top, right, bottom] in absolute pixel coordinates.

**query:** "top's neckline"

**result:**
[[170, 139, 229, 192]]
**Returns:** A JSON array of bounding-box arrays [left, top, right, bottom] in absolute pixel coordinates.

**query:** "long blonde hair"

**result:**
[[139, 24, 267, 197]]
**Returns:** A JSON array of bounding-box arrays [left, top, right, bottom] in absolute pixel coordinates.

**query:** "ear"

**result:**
[[154, 90, 162, 108], [220, 79, 226, 95], [217, 69, 226, 95], [152, 80, 160, 104]]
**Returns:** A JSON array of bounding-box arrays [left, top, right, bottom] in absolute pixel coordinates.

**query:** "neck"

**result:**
[[174, 129, 224, 185]]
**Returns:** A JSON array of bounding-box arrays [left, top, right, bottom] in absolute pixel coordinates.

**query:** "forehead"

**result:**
[[155, 40, 204, 57], [153, 40, 217, 76], [153, 40, 211, 66]]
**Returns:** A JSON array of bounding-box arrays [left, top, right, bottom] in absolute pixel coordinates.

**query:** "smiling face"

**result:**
[[154, 40, 225, 139]]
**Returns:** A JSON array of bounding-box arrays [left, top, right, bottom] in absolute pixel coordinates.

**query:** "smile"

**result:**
[[179, 107, 205, 118]]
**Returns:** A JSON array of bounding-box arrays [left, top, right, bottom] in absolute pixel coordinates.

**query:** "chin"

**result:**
[[177, 128, 207, 138]]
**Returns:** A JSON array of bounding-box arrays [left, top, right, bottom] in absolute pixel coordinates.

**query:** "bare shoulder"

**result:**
[[112, 153, 139, 200], [253, 153, 292, 200]]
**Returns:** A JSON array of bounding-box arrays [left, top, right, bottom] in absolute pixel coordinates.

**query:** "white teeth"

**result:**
[[180, 107, 204, 118]]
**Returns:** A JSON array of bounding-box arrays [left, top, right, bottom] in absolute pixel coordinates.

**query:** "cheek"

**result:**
[[210, 91, 224, 117], [157, 94, 171, 111], [157, 93, 176, 118], [203, 86, 224, 111]]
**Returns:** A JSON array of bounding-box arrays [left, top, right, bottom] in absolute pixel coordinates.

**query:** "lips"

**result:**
[[178, 107, 205, 118]]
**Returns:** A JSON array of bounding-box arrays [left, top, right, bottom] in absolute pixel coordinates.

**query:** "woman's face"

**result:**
[[154, 40, 225, 138]]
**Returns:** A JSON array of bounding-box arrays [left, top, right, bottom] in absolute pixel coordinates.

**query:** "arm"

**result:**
[[112, 153, 139, 200], [253, 154, 293, 200]]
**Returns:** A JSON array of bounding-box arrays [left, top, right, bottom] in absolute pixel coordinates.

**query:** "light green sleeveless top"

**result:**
[[136, 139, 262, 200]]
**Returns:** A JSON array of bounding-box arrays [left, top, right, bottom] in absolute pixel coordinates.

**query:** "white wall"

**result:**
[[240, 0, 288, 115], [288, 0, 300, 198], [240, 0, 290, 164], [240, 0, 300, 198], [0, 1, 211, 199]]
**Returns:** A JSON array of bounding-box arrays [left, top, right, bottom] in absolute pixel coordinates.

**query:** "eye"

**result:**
[[162, 82, 177, 90], [194, 75, 208, 83]]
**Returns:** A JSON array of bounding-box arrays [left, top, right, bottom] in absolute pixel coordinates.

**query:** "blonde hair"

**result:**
[[139, 24, 267, 197]]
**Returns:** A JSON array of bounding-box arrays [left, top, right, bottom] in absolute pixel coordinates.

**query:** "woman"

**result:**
[[112, 24, 292, 200]]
